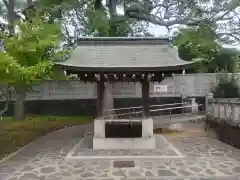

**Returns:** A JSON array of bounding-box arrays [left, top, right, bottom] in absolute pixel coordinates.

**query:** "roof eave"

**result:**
[[55, 62, 192, 72]]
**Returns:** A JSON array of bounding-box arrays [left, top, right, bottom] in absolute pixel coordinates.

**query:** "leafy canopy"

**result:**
[[174, 24, 221, 61], [0, 17, 67, 86], [212, 73, 240, 98], [174, 24, 240, 73]]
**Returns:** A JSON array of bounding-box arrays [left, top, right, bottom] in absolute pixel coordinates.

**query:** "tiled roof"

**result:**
[[56, 37, 192, 71]]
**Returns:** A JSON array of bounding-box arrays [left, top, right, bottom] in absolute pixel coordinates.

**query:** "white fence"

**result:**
[[207, 98, 240, 124]]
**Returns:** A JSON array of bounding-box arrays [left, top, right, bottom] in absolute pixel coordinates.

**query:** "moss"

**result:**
[[153, 128, 183, 135]]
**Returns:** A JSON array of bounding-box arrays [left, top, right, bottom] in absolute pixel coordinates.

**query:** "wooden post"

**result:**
[[142, 73, 150, 118], [96, 74, 105, 118]]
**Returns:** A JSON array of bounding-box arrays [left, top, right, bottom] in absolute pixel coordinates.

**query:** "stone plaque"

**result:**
[[113, 161, 135, 168]]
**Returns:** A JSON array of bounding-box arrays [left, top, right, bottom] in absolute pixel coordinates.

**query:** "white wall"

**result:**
[[1, 73, 236, 101]]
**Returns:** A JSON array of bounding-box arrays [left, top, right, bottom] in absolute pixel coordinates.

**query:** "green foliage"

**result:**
[[206, 49, 237, 73], [174, 24, 239, 73], [174, 24, 220, 61], [0, 17, 69, 87], [84, 9, 132, 37], [212, 73, 240, 98]]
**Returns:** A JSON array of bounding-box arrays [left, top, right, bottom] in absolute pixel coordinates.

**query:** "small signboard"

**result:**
[[154, 85, 168, 92]]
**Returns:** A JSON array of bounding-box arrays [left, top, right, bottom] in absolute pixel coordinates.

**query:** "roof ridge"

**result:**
[[75, 37, 170, 45]]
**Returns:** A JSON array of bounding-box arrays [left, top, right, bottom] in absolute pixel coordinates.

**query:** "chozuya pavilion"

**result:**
[[56, 37, 192, 150]]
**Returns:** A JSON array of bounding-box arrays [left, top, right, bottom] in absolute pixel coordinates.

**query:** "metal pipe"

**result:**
[[102, 104, 203, 119], [103, 102, 188, 112]]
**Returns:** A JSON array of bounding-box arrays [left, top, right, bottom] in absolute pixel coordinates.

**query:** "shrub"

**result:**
[[212, 73, 240, 98]]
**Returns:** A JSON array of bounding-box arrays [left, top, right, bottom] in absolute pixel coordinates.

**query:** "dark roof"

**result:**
[[56, 37, 192, 72]]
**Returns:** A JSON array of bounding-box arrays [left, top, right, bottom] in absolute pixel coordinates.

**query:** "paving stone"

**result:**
[[0, 173, 9, 180], [178, 169, 192, 176], [100, 173, 109, 177], [129, 171, 141, 177], [81, 172, 95, 178], [21, 165, 34, 171], [40, 167, 56, 174], [0, 166, 15, 174], [219, 164, 228, 168], [216, 168, 232, 175], [145, 171, 155, 176], [158, 170, 177, 176], [233, 166, 240, 172], [20, 172, 39, 179], [112, 170, 124, 176], [7, 177, 18, 180], [211, 152, 225, 157], [205, 169, 216, 175], [190, 167, 202, 173], [61, 171, 71, 176]]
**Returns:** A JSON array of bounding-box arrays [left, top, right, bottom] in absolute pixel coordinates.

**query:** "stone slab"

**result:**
[[66, 135, 184, 160], [113, 161, 135, 168], [93, 136, 156, 150]]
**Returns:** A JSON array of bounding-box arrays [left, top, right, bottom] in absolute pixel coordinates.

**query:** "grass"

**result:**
[[0, 116, 92, 160]]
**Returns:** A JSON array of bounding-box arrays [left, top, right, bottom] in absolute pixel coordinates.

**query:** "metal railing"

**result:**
[[150, 104, 203, 121], [102, 102, 203, 120]]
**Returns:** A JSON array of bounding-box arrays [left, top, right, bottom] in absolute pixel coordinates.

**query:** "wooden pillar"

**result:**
[[142, 73, 150, 118], [97, 74, 105, 117]]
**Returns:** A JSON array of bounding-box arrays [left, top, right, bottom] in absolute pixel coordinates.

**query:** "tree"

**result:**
[[0, 0, 29, 33], [0, 17, 68, 120], [37, 0, 240, 45], [34, 0, 152, 45], [174, 25, 240, 73], [212, 73, 240, 98]]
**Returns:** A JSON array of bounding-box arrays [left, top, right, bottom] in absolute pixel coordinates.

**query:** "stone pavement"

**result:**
[[67, 134, 183, 158], [1, 123, 240, 180]]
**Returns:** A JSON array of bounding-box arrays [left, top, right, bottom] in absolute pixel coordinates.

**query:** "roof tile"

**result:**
[[56, 37, 192, 71]]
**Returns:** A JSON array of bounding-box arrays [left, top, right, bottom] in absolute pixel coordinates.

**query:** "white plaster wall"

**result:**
[[2, 73, 240, 101]]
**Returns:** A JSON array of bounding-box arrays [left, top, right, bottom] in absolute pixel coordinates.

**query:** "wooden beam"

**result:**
[[141, 73, 150, 118], [67, 70, 183, 82]]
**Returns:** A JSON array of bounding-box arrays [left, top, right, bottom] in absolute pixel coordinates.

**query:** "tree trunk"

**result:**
[[0, 85, 10, 116], [14, 87, 26, 120], [108, 0, 116, 18], [6, 0, 16, 34]]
